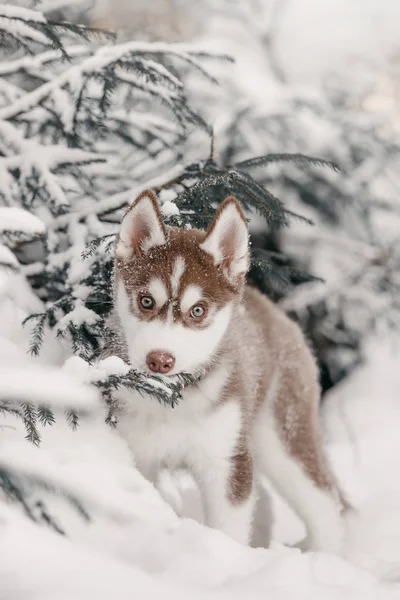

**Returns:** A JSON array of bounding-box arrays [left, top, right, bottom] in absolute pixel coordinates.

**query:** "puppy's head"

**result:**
[[114, 190, 249, 376]]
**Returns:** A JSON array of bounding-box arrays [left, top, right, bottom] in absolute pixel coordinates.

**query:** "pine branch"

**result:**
[[0, 229, 42, 246], [249, 248, 322, 298], [0, 465, 90, 532], [0, 5, 114, 59], [0, 400, 23, 422], [234, 152, 340, 172], [64, 408, 79, 430], [0, 45, 88, 77], [21, 403, 41, 445], [168, 160, 308, 229], [24, 313, 47, 356], [34, 500, 65, 535], [81, 234, 115, 259], [0, 43, 220, 123], [94, 369, 198, 409], [37, 404, 56, 427], [103, 387, 117, 427], [228, 169, 290, 226]]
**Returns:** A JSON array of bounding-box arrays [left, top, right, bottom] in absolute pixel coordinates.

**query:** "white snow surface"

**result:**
[[0, 243, 18, 268], [0, 363, 98, 409], [0, 206, 45, 235], [1, 267, 400, 599]]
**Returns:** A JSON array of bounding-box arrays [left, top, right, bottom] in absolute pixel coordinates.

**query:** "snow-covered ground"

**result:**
[[1, 265, 400, 600]]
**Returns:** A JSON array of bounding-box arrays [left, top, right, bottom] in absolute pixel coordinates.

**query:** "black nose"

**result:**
[[146, 350, 175, 374]]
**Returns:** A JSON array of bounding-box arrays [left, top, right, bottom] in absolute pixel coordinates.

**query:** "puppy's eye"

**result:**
[[190, 305, 205, 318], [140, 295, 154, 310]]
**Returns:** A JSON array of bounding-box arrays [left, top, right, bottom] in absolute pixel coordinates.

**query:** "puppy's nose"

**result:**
[[146, 350, 175, 374]]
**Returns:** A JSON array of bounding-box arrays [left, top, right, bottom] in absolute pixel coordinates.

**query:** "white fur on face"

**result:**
[[171, 257, 186, 296], [180, 284, 203, 314], [116, 281, 232, 374], [148, 277, 168, 308]]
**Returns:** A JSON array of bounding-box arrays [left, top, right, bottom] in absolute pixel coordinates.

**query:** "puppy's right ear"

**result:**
[[116, 190, 166, 260]]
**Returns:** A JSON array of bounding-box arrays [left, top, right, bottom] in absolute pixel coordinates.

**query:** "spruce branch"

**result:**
[[234, 152, 340, 172], [0, 5, 114, 59], [37, 404, 56, 427], [64, 408, 79, 430], [24, 313, 47, 356], [94, 369, 198, 409], [249, 248, 322, 297], [0, 42, 220, 123], [81, 234, 115, 259], [21, 403, 41, 445], [0, 465, 90, 532]]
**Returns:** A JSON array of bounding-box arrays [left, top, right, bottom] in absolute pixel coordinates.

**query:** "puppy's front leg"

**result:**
[[195, 449, 256, 545]]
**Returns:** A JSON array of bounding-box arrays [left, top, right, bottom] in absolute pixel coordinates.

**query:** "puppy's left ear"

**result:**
[[200, 196, 249, 280]]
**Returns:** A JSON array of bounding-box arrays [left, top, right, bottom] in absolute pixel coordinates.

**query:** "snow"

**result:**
[[161, 199, 180, 217], [321, 338, 400, 579], [0, 243, 18, 268], [57, 304, 101, 328], [0, 16, 50, 46], [0, 4, 46, 22], [0, 45, 88, 77], [0, 207, 45, 236], [0, 364, 98, 409], [63, 354, 131, 384]]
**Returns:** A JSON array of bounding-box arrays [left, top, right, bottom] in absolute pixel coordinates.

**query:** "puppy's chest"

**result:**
[[116, 386, 242, 470]]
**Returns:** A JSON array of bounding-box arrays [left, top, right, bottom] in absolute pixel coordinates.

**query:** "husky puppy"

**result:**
[[109, 190, 347, 552]]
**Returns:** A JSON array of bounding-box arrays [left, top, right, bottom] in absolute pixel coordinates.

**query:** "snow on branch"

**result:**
[[0, 5, 46, 23], [0, 243, 18, 270], [0, 364, 99, 411], [0, 41, 221, 123], [0, 445, 90, 534], [0, 207, 45, 237], [0, 4, 113, 58], [62, 356, 199, 425], [52, 163, 186, 226], [0, 23, 222, 226], [0, 120, 106, 214], [0, 45, 88, 77]]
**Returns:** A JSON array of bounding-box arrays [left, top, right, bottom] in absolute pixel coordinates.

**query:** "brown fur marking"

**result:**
[[228, 447, 253, 504]]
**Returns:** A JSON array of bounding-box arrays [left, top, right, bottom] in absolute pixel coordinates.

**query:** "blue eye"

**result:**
[[190, 305, 205, 318], [140, 296, 154, 309]]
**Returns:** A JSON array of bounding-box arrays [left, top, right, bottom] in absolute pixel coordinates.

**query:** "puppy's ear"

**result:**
[[200, 196, 249, 280], [116, 190, 166, 260]]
